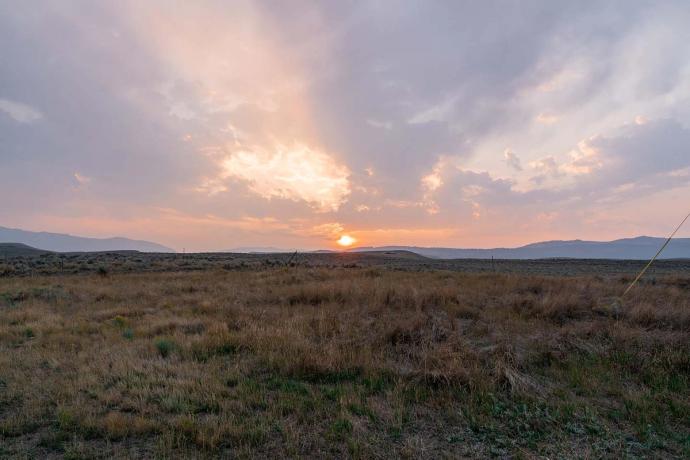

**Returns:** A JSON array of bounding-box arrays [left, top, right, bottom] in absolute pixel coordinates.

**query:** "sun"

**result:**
[[336, 234, 356, 247]]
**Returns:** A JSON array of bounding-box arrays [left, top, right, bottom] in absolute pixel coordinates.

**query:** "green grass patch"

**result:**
[[328, 418, 353, 441], [155, 338, 176, 358]]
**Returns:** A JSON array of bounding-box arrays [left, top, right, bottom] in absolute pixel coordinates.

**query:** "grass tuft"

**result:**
[[155, 338, 176, 358]]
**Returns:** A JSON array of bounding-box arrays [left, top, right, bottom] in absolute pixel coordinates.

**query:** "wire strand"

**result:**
[[621, 211, 690, 299]]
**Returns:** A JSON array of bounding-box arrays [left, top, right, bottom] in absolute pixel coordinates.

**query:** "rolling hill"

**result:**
[[0, 226, 174, 253], [0, 243, 52, 258]]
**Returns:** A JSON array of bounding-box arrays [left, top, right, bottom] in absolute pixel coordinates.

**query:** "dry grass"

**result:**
[[0, 267, 688, 458]]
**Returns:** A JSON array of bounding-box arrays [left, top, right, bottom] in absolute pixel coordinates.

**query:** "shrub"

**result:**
[[112, 315, 127, 328], [155, 338, 175, 358]]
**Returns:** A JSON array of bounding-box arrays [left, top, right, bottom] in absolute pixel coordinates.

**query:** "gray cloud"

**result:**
[[1, 1, 689, 248], [504, 150, 523, 171], [0, 99, 42, 123], [584, 119, 690, 183]]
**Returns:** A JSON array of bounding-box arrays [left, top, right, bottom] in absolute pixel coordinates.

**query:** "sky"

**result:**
[[1, 0, 689, 251]]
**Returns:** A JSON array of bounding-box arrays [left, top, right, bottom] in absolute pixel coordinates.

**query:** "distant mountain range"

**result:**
[[350, 236, 690, 260], [0, 226, 174, 253], [1, 225, 689, 259]]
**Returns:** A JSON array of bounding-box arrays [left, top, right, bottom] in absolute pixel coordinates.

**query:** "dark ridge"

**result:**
[[0, 242, 52, 258]]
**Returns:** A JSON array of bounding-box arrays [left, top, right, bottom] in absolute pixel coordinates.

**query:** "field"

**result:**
[[2, 250, 690, 277], [1, 253, 689, 458]]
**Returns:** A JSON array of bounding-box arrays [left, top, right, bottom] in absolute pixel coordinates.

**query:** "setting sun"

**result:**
[[336, 234, 356, 247]]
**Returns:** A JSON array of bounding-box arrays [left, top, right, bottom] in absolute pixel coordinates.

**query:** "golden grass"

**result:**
[[0, 267, 688, 458]]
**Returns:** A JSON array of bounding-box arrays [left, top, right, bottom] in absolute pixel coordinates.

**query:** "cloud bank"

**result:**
[[1, 1, 689, 250]]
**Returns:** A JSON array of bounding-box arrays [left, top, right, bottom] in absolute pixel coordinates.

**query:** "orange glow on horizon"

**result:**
[[336, 234, 356, 247]]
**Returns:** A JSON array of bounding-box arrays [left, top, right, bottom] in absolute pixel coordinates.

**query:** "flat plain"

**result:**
[[1, 252, 689, 458]]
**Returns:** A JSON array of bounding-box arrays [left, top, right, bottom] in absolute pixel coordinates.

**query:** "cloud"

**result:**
[[215, 143, 351, 212], [503, 149, 523, 171], [526, 118, 690, 195], [2, 2, 690, 248], [561, 141, 603, 176], [297, 222, 345, 238], [579, 118, 690, 183], [416, 117, 690, 241], [0, 98, 42, 123], [73, 172, 91, 185], [529, 156, 562, 185], [535, 113, 559, 125], [72, 172, 92, 191], [366, 119, 392, 130]]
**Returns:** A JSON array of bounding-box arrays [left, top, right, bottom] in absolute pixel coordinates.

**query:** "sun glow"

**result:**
[[336, 235, 356, 247], [219, 143, 351, 212]]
